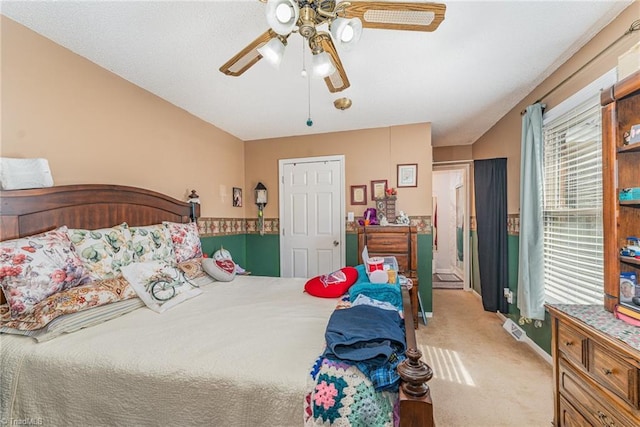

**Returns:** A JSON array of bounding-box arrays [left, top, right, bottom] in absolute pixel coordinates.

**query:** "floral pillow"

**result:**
[[120, 260, 201, 313], [163, 221, 203, 263], [67, 224, 133, 280], [0, 226, 91, 318], [0, 276, 137, 331], [127, 224, 175, 264]]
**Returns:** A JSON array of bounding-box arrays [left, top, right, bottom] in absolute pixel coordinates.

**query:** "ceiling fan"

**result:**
[[219, 0, 446, 93]]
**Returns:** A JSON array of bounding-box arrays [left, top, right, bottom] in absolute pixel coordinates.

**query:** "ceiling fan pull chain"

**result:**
[[307, 69, 313, 127], [301, 38, 307, 78]]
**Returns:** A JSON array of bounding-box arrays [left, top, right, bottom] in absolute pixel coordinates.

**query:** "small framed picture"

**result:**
[[350, 185, 367, 205], [397, 164, 418, 188], [232, 187, 242, 207], [371, 180, 388, 200]]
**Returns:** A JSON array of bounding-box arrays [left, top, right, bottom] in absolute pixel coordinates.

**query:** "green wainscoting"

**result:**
[[346, 233, 359, 267], [469, 231, 551, 354], [201, 235, 247, 268], [506, 234, 551, 354], [245, 234, 280, 277], [417, 234, 433, 313], [200, 231, 435, 317]]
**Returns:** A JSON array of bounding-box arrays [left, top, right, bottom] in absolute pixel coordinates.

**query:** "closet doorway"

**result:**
[[432, 163, 471, 290]]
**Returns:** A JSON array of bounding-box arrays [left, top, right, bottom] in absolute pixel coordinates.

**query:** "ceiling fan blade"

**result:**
[[316, 33, 350, 93], [342, 1, 446, 32], [219, 29, 278, 76]]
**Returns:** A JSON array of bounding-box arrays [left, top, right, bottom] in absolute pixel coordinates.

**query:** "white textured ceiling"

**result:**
[[1, 0, 634, 146]]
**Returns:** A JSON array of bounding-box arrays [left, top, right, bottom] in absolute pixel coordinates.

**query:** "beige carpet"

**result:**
[[415, 289, 553, 427]]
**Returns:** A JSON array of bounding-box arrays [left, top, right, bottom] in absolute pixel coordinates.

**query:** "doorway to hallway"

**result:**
[[432, 163, 470, 290]]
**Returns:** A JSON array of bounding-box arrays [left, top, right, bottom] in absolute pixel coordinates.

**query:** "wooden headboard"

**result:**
[[0, 184, 199, 242], [0, 184, 200, 304]]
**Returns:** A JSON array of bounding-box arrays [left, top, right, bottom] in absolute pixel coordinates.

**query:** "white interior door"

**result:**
[[279, 156, 345, 278]]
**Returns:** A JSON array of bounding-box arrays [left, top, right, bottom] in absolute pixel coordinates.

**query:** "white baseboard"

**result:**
[[496, 312, 552, 365]]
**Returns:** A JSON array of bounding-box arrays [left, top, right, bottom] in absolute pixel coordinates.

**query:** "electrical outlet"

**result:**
[[507, 291, 514, 304], [503, 287, 510, 298], [347, 212, 354, 221]]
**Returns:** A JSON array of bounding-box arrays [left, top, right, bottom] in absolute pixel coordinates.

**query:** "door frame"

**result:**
[[432, 161, 471, 290], [278, 155, 346, 276]]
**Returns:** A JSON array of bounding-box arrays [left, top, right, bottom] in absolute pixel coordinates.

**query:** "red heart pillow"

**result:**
[[304, 267, 359, 298]]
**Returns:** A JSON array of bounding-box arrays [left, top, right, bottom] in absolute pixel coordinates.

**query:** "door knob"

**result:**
[[333, 240, 339, 246]]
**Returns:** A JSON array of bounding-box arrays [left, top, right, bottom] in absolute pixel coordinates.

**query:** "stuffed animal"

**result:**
[[357, 207, 379, 226]]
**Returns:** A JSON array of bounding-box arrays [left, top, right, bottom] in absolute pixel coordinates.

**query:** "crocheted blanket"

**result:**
[[304, 356, 398, 427]]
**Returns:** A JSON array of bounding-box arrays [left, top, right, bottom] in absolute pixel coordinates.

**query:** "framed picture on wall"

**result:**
[[397, 164, 418, 187], [350, 185, 367, 205], [371, 180, 387, 200], [233, 187, 242, 207]]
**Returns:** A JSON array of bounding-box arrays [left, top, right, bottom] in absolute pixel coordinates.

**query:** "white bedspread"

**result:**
[[1, 276, 338, 427]]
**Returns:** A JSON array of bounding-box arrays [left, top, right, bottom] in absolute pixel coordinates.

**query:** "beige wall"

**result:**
[[2, 16, 433, 222], [245, 123, 433, 220], [1, 16, 246, 218], [5, 2, 635, 222], [472, 4, 640, 214], [433, 145, 473, 163]]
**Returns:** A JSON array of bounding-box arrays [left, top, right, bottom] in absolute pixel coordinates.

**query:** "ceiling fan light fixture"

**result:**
[[266, 0, 300, 36], [334, 97, 352, 110], [257, 37, 286, 68], [330, 17, 362, 49], [311, 51, 336, 78]]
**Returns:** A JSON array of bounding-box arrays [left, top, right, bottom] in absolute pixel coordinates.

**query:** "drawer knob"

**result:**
[[597, 410, 616, 426], [602, 368, 613, 376], [564, 341, 573, 347]]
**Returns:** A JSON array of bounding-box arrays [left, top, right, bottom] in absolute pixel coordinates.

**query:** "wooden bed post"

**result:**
[[398, 287, 435, 427]]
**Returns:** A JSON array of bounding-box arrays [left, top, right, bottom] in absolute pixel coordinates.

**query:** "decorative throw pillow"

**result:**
[[0, 226, 91, 318], [120, 260, 202, 313], [67, 224, 133, 280], [127, 224, 175, 263], [304, 267, 359, 298], [163, 221, 203, 263], [178, 258, 217, 287], [202, 257, 237, 282], [0, 276, 137, 330]]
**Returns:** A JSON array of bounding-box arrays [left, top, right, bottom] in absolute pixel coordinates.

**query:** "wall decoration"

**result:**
[[350, 185, 367, 205], [232, 187, 242, 207], [371, 180, 388, 200], [397, 164, 418, 187]]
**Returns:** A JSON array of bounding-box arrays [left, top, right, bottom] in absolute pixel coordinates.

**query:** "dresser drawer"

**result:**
[[557, 322, 586, 367], [363, 232, 409, 253], [558, 395, 590, 427], [589, 341, 640, 408], [559, 359, 637, 427]]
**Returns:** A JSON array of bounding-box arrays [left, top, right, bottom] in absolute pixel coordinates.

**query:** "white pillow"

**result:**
[[120, 261, 201, 313], [202, 258, 236, 282]]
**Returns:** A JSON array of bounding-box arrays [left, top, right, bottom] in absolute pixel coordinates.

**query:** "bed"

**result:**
[[0, 184, 434, 427]]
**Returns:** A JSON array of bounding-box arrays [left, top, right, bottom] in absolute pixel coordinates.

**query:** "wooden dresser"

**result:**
[[357, 225, 419, 328], [547, 305, 640, 426]]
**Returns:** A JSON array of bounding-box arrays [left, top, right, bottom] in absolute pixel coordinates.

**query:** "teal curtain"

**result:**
[[517, 103, 545, 320]]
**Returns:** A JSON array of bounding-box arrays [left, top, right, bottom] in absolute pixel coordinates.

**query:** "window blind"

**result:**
[[542, 95, 603, 305]]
